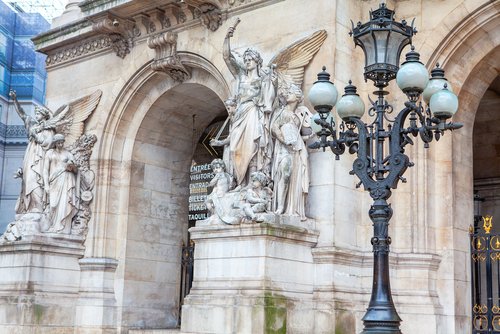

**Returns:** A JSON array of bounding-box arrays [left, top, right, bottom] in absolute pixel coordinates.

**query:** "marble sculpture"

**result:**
[[206, 20, 326, 225]]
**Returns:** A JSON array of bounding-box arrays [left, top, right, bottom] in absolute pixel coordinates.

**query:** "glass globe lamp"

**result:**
[[429, 84, 458, 119], [308, 67, 338, 112], [336, 81, 365, 121], [396, 47, 429, 94], [423, 64, 452, 104]]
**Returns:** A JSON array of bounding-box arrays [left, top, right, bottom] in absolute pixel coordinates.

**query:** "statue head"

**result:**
[[224, 97, 237, 115], [224, 97, 237, 108], [243, 48, 263, 72], [250, 171, 268, 187], [211, 158, 225, 173], [52, 134, 65, 148], [34, 106, 50, 121], [278, 82, 304, 107]]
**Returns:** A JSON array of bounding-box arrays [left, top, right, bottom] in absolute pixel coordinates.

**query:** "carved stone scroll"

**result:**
[[147, 32, 191, 82], [92, 15, 136, 59]]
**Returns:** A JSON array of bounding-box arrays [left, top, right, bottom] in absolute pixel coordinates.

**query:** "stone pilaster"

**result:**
[[75, 257, 119, 334]]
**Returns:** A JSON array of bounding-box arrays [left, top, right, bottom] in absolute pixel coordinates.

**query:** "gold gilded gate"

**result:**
[[471, 215, 500, 333]]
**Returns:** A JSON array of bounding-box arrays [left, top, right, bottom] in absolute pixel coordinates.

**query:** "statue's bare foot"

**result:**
[[275, 207, 284, 214]]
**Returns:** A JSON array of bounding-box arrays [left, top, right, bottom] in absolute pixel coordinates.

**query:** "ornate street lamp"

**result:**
[[307, 4, 462, 333]]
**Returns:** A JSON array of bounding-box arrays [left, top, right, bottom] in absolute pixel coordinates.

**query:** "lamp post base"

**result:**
[[361, 197, 402, 334], [360, 302, 402, 334]]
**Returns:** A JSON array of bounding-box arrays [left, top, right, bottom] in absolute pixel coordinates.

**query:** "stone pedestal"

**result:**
[[0, 234, 85, 333], [181, 220, 319, 334]]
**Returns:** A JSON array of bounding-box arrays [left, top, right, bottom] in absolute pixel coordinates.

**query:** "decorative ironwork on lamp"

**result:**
[[350, 3, 414, 87], [307, 3, 463, 334]]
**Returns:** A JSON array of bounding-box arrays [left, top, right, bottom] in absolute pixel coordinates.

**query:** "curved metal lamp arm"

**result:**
[[310, 97, 463, 200]]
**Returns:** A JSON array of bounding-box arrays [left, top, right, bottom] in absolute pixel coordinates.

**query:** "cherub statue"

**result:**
[[205, 158, 234, 215], [241, 171, 272, 222], [220, 18, 326, 189]]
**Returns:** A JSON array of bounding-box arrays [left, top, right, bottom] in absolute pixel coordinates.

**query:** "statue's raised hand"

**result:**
[[226, 17, 240, 38], [9, 90, 16, 99], [226, 26, 235, 38]]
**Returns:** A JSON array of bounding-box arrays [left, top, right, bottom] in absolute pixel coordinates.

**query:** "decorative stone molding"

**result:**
[[91, 15, 137, 58], [147, 31, 191, 81], [35, 0, 284, 68], [45, 36, 112, 67], [195, 4, 223, 31], [69, 134, 98, 237]]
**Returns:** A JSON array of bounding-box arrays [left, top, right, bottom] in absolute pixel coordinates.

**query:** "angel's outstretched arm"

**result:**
[[9, 90, 26, 122], [223, 19, 243, 78]]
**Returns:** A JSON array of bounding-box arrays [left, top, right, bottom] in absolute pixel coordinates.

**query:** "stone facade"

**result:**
[[0, 0, 498, 333]]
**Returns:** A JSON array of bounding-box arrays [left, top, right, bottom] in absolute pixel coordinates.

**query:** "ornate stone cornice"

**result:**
[[34, 0, 284, 68], [147, 31, 190, 81], [195, 4, 223, 31], [91, 14, 137, 58]]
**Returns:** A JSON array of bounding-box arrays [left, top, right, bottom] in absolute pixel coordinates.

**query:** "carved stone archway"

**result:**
[[422, 2, 500, 332], [76, 54, 230, 331]]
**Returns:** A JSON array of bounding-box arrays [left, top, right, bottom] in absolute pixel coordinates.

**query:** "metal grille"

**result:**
[[471, 215, 500, 333], [178, 239, 194, 325]]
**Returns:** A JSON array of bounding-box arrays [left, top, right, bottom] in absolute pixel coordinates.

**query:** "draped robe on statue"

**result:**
[[44, 148, 77, 233], [285, 106, 310, 220], [229, 75, 275, 186], [17, 119, 54, 213]]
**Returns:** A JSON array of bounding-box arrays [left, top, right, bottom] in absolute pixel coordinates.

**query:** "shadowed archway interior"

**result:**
[[119, 82, 225, 329], [473, 75, 500, 229]]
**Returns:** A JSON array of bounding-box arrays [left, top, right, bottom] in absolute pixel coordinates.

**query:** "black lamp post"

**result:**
[[307, 4, 462, 333]]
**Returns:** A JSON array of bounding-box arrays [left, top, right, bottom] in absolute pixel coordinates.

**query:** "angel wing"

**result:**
[[44, 90, 102, 146], [268, 30, 327, 89]]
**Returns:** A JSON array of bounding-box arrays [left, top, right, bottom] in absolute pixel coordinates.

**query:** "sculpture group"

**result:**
[[1, 90, 102, 242], [0, 21, 326, 236], [203, 22, 326, 225]]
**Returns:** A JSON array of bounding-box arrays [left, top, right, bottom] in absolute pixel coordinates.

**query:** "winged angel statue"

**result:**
[[206, 19, 326, 225], [1, 90, 102, 241]]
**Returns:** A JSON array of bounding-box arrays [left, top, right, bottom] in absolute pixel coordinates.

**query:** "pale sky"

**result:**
[[7, 0, 67, 22]]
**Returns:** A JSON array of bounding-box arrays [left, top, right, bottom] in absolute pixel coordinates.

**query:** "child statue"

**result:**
[[241, 171, 272, 222]]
